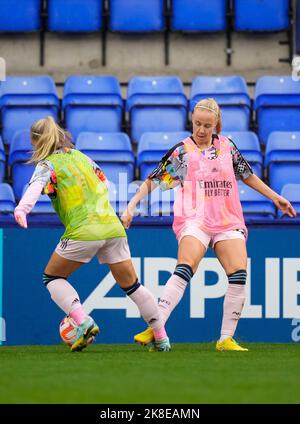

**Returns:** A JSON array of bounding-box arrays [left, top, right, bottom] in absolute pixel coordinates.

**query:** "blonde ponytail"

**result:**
[[194, 98, 222, 134], [29, 116, 74, 163]]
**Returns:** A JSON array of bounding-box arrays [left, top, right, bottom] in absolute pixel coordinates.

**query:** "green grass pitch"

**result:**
[[0, 343, 299, 404]]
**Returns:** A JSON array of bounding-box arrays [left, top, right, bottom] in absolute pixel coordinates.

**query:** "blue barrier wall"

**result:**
[[2, 226, 300, 345]]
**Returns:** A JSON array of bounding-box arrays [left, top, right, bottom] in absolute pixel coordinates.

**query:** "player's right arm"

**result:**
[[14, 161, 53, 228], [121, 142, 186, 229], [121, 179, 156, 229]]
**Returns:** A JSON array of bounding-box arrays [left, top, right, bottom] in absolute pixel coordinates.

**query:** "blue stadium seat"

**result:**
[[265, 132, 300, 193], [222, 131, 263, 178], [109, 0, 165, 32], [254, 76, 300, 145], [278, 184, 300, 219], [47, 0, 103, 32], [238, 183, 276, 222], [8, 130, 35, 199], [0, 0, 41, 31], [22, 184, 54, 214], [190, 76, 251, 131], [127, 76, 187, 143], [0, 136, 5, 182], [137, 131, 191, 180], [0, 76, 59, 144], [76, 132, 135, 185], [63, 76, 123, 140], [0, 183, 15, 214], [234, 0, 290, 31], [108, 183, 148, 217], [171, 0, 227, 31]]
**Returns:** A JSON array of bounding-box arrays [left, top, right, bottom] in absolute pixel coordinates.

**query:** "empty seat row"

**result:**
[[0, 1, 292, 66], [0, 0, 290, 33], [1, 74, 300, 145], [1, 180, 299, 224], [2, 129, 300, 199]]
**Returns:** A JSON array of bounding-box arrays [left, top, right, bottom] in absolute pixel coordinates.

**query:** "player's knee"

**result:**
[[173, 263, 194, 283], [42, 272, 65, 288], [227, 269, 247, 286]]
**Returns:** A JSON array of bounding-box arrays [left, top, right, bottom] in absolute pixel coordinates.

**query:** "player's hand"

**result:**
[[14, 210, 28, 228], [121, 207, 134, 229], [273, 195, 297, 218]]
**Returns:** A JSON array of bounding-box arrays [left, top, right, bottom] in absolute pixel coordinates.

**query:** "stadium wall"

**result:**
[[1, 226, 300, 345], [0, 32, 290, 83]]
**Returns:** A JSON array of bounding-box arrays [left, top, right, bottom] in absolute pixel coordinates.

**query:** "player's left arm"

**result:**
[[242, 174, 296, 217], [229, 137, 296, 218]]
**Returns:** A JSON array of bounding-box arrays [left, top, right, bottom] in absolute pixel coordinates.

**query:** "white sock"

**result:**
[[158, 274, 188, 325], [127, 284, 164, 331], [47, 278, 82, 315]]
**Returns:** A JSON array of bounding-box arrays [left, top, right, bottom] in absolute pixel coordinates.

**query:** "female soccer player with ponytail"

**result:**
[[14, 116, 170, 352], [122, 98, 296, 351]]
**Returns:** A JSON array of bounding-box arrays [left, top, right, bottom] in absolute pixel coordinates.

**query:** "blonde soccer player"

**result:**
[[122, 98, 296, 352], [14, 116, 170, 352]]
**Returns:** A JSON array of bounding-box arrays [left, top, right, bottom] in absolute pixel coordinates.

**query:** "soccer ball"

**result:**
[[59, 316, 78, 347]]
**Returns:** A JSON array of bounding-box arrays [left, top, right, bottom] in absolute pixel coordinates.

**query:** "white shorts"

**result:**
[[178, 226, 246, 250], [55, 237, 131, 264]]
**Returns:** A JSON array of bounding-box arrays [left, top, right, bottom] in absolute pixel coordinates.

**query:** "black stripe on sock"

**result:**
[[42, 273, 66, 287], [228, 269, 247, 285], [122, 279, 141, 296], [174, 263, 194, 283]]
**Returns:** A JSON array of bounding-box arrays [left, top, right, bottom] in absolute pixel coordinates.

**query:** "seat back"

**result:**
[[0, 76, 59, 105], [63, 75, 122, 104], [127, 76, 187, 108], [8, 130, 32, 165], [47, 0, 103, 32], [223, 131, 263, 177], [137, 131, 190, 179], [265, 132, 300, 165], [8, 130, 35, 199], [238, 183, 276, 221], [109, 0, 165, 32], [234, 0, 290, 31], [190, 75, 250, 107], [254, 76, 300, 144], [0, 76, 59, 144], [0, 183, 15, 213], [76, 132, 135, 185], [0, 0, 41, 31], [76, 132, 134, 163], [63, 76, 123, 139], [171, 0, 227, 31], [190, 76, 250, 130], [127, 76, 187, 143]]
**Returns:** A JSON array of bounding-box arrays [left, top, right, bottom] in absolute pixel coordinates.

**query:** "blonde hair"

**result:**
[[193, 98, 222, 134], [29, 116, 74, 163]]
